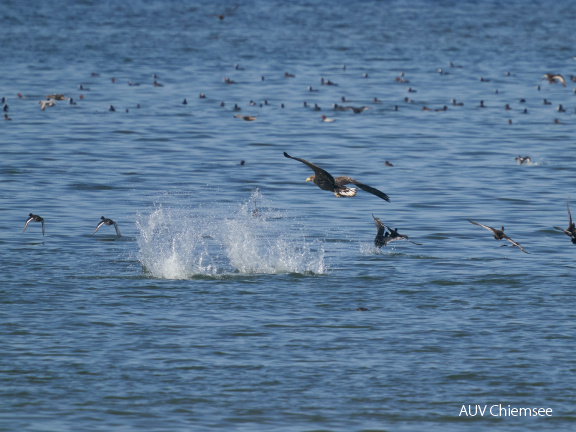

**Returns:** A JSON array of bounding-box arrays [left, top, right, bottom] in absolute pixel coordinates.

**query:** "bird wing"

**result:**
[[283, 152, 336, 190], [93, 221, 105, 235], [335, 176, 390, 202], [23, 216, 33, 232], [468, 219, 497, 234], [568, 198, 573, 226], [41, 220, 45, 236], [502, 234, 530, 254], [113, 222, 122, 237], [553, 226, 572, 236], [372, 214, 385, 237]]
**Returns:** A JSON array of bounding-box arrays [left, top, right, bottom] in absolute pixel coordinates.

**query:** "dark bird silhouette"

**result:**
[[284, 152, 390, 202], [468, 219, 529, 253], [553, 198, 576, 244], [372, 214, 421, 247], [93, 216, 121, 237], [24, 213, 45, 236]]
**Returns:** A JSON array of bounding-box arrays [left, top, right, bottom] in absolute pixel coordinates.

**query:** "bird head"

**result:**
[[306, 175, 315, 182]]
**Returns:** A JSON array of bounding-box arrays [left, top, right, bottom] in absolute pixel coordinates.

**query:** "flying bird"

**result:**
[[283, 152, 390, 202], [93, 216, 122, 237], [23, 213, 45, 236], [542, 73, 566, 86], [468, 219, 529, 253], [553, 198, 576, 244], [372, 214, 421, 247]]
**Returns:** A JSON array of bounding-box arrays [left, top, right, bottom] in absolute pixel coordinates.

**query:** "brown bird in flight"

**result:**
[[468, 219, 529, 254], [284, 152, 390, 202]]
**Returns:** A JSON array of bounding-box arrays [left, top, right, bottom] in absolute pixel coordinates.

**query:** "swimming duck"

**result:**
[[234, 115, 256, 121], [321, 115, 335, 122]]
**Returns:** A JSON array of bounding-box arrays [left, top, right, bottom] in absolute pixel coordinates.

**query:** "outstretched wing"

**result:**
[[372, 214, 385, 237], [40, 220, 45, 236], [468, 219, 496, 234], [502, 234, 530, 254], [283, 152, 336, 190], [23, 216, 33, 232], [113, 222, 122, 237], [568, 198, 573, 227], [335, 176, 390, 202], [93, 221, 105, 235]]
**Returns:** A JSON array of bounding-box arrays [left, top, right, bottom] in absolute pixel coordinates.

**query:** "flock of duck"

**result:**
[[9, 59, 576, 255]]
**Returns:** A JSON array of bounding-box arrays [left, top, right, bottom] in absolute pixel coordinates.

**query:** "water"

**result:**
[[2, 0, 576, 430]]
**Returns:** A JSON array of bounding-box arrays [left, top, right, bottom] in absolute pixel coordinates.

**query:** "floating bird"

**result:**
[[284, 72, 295, 78], [39, 100, 55, 110], [234, 115, 256, 121], [553, 199, 576, 244], [468, 219, 529, 253], [224, 77, 236, 84], [4, 114, 11, 121], [283, 152, 390, 202], [451, 99, 464, 106], [93, 216, 121, 237], [385, 161, 394, 167], [321, 115, 335, 122], [542, 73, 566, 86], [23, 213, 45, 236]]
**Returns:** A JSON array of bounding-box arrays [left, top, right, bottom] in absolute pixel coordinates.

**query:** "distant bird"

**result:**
[[283, 152, 390, 202], [46, 94, 66, 100], [234, 63, 244, 70], [478, 100, 486, 108], [109, 105, 115, 112], [543, 99, 551, 105], [182, 98, 187, 105], [23, 213, 45, 236], [554, 198, 576, 244], [234, 115, 256, 121], [542, 73, 566, 86], [224, 77, 236, 84], [321, 77, 337, 86], [307, 86, 319, 92], [449, 61, 463, 68], [153, 80, 164, 87], [345, 106, 371, 113], [211, 5, 239, 20], [321, 115, 335, 122], [284, 72, 295, 78], [385, 161, 394, 167], [468, 219, 529, 254], [128, 81, 140, 86], [4, 114, 11, 121], [435, 105, 448, 112], [557, 104, 565, 112], [93, 216, 121, 237], [451, 99, 464, 106], [39, 100, 55, 110], [515, 155, 532, 165]]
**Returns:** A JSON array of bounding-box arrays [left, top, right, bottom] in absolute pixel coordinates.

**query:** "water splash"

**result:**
[[136, 190, 326, 279]]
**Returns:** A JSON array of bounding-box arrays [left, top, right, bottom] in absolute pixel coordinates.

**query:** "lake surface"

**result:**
[[2, 0, 576, 431]]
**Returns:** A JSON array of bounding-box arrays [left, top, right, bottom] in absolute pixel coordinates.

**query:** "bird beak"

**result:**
[[306, 176, 312, 182]]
